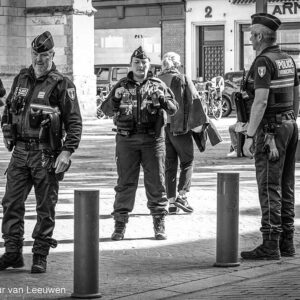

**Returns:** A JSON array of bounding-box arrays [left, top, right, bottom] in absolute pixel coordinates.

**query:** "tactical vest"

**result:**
[[115, 78, 162, 132], [260, 51, 295, 115], [11, 69, 63, 140]]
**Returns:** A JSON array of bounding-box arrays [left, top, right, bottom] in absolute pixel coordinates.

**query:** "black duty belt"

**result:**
[[15, 140, 51, 151], [263, 111, 295, 124], [113, 128, 155, 136]]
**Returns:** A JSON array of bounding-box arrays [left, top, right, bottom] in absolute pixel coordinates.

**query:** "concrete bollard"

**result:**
[[71, 190, 102, 299], [214, 173, 240, 267]]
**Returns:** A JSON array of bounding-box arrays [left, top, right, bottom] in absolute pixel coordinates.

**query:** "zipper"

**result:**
[[136, 85, 141, 125]]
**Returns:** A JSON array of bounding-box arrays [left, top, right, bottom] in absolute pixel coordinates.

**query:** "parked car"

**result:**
[[94, 64, 161, 96], [222, 70, 246, 117]]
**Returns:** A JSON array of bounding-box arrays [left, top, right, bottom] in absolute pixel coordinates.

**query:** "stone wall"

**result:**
[[161, 19, 185, 72], [0, 0, 96, 117], [0, 0, 26, 96]]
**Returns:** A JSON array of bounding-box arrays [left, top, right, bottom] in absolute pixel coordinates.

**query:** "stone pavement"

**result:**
[[0, 116, 299, 300]]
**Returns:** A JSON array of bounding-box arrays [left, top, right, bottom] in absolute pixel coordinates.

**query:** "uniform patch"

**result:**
[[15, 87, 28, 97], [258, 66, 266, 78], [275, 58, 295, 76], [37, 91, 45, 99], [67, 88, 76, 100]]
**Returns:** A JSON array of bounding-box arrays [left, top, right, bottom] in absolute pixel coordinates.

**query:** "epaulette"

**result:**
[[49, 70, 64, 82]]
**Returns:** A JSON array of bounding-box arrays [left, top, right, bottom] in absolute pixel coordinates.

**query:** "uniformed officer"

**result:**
[[242, 13, 299, 260], [101, 46, 178, 241], [0, 78, 6, 108], [0, 31, 82, 273]]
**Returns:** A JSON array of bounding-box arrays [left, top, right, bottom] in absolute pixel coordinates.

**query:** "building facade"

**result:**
[[0, 0, 299, 116], [185, 0, 300, 81], [92, 0, 185, 67]]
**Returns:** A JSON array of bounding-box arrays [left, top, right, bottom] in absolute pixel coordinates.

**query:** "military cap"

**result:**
[[251, 13, 281, 31], [130, 46, 150, 61], [31, 31, 54, 53]]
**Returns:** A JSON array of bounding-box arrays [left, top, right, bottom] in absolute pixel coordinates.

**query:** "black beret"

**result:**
[[31, 31, 54, 53], [251, 13, 281, 31], [130, 46, 150, 61]]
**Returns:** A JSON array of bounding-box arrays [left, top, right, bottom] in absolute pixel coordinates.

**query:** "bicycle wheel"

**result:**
[[212, 99, 223, 120]]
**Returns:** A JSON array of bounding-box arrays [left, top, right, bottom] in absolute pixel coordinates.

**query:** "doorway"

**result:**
[[198, 25, 224, 81]]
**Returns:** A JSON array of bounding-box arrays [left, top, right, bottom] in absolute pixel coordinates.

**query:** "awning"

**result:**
[[230, 0, 299, 4]]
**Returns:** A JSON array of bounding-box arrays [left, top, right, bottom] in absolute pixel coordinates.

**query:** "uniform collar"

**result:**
[[127, 70, 154, 85], [260, 45, 280, 55], [29, 63, 57, 80]]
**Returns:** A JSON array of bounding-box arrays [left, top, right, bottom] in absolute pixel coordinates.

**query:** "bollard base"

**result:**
[[214, 262, 240, 268], [71, 292, 102, 299]]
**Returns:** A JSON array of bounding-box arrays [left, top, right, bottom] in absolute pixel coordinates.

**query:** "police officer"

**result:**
[[242, 14, 299, 260], [101, 46, 178, 241], [0, 78, 6, 110], [0, 31, 82, 273]]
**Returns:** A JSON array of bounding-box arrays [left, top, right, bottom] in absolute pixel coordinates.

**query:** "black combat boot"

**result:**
[[31, 254, 47, 273], [0, 252, 24, 270], [241, 239, 280, 260], [153, 214, 167, 240], [280, 233, 295, 257], [111, 221, 127, 241]]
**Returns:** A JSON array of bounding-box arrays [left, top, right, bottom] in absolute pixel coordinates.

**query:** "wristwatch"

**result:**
[[246, 134, 254, 139]]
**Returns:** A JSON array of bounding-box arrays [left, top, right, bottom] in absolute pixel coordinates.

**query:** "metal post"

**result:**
[[214, 173, 240, 267], [256, 0, 268, 13], [71, 190, 101, 299]]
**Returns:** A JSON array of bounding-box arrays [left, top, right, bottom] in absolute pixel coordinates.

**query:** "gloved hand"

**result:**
[[114, 87, 125, 99], [151, 88, 164, 107], [263, 133, 279, 161]]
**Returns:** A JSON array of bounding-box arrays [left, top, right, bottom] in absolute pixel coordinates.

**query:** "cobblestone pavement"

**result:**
[[0, 116, 299, 300]]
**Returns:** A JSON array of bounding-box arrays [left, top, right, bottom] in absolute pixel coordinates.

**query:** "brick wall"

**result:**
[[162, 19, 185, 72]]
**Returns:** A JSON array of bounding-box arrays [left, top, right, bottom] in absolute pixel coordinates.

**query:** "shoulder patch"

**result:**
[[67, 88, 76, 101], [257, 66, 266, 78]]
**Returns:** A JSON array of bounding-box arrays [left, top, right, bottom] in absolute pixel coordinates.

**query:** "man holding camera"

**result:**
[[101, 46, 178, 241], [0, 31, 82, 273]]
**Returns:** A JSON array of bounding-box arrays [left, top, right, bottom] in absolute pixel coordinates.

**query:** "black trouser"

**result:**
[[255, 118, 298, 240], [165, 125, 194, 199], [113, 133, 168, 220], [2, 146, 58, 255]]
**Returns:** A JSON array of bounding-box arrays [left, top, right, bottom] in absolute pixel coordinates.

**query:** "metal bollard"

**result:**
[[71, 190, 102, 299], [214, 172, 240, 267]]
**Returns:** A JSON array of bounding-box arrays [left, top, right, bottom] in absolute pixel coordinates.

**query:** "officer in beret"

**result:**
[[241, 13, 299, 260], [0, 78, 6, 108], [0, 31, 82, 273], [101, 46, 178, 241]]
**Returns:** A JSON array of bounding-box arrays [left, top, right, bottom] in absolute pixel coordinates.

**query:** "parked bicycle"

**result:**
[[198, 76, 224, 120]]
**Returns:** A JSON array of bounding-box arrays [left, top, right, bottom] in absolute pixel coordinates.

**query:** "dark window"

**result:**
[[240, 22, 300, 70]]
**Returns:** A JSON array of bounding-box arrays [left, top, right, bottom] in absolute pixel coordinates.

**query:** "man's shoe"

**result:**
[[241, 240, 280, 260], [153, 215, 167, 240], [168, 204, 179, 215], [174, 196, 193, 213], [111, 221, 126, 241], [227, 150, 237, 158], [0, 252, 24, 270], [280, 234, 295, 257], [31, 254, 47, 273]]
